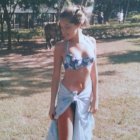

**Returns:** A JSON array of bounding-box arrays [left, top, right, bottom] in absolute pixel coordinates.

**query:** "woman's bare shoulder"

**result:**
[[54, 40, 65, 53], [55, 40, 65, 48]]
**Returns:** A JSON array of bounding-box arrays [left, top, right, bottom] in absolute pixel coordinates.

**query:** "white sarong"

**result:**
[[46, 81, 95, 140]]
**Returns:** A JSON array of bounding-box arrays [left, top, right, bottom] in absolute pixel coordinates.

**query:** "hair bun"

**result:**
[[74, 9, 80, 15], [60, 5, 89, 27]]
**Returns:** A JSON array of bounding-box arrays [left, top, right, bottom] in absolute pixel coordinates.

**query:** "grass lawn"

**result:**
[[0, 38, 140, 140]]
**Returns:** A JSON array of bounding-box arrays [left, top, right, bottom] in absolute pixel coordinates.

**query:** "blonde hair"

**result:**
[[60, 6, 88, 27]]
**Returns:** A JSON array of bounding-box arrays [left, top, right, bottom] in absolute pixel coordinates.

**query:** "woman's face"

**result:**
[[60, 18, 80, 40]]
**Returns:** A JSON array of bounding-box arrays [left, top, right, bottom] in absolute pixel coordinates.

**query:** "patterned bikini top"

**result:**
[[63, 37, 95, 70]]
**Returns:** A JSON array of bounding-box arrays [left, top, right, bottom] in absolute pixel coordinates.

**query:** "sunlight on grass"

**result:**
[[0, 38, 140, 140], [94, 96, 140, 140]]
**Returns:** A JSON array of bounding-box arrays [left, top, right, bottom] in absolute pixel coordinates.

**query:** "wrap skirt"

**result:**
[[46, 81, 95, 140]]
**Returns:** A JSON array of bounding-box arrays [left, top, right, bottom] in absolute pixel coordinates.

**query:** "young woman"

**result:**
[[46, 6, 98, 140]]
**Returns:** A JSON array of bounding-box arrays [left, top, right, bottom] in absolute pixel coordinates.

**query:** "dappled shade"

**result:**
[[0, 47, 53, 100], [109, 51, 140, 64]]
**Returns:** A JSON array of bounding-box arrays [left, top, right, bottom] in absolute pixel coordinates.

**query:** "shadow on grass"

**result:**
[[99, 70, 117, 76], [0, 66, 53, 100], [0, 47, 54, 100], [108, 50, 140, 64], [97, 35, 140, 43], [0, 40, 48, 56], [127, 38, 140, 46]]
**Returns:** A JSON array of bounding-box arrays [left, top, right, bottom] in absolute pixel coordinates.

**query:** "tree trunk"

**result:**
[[104, 11, 110, 23], [104, 0, 113, 24], [19, 14, 21, 28], [57, 0, 66, 21], [32, 12, 35, 28], [7, 20, 12, 50], [1, 22, 4, 43], [0, 14, 4, 43], [124, 0, 129, 22], [2, 4, 12, 50]]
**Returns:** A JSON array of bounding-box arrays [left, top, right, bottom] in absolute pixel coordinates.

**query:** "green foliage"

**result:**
[[94, 0, 140, 22], [71, 0, 82, 4], [16, 28, 43, 40], [17, 28, 43, 39], [0, 0, 58, 49], [83, 23, 140, 39], [22, 0, 57, 10], [0, 28, 43, 42], [130, 14, 140, 23]]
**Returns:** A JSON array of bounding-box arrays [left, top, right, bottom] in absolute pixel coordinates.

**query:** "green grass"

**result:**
[[95, 96, 140, 140], [128, 13, 140, 23], [88, 23, 140, 30], [0, 28, 44, 41], [0, 38, 140, 140]]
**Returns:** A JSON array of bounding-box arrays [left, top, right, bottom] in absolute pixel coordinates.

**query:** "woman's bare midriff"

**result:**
[[61, 67, 92, 93]]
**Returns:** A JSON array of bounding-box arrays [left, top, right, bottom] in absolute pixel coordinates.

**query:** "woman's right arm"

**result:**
[[49, 43, 63, 119]]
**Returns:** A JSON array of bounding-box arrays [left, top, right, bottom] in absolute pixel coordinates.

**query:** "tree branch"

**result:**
[[10, 0, 19, 19]]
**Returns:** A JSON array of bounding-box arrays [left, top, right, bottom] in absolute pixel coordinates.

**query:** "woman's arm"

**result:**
[[90, 60, 99, 114], [89, 37, 99, 114], [49, 42, 63, 119]]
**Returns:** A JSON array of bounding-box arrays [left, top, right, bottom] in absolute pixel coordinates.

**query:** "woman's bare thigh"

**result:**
[[57, 106, 74, 140]]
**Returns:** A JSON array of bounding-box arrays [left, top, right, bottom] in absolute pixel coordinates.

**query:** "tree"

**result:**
[[94, 0, 113, 23], [71, 0, 94, 6], [0, 0, 21, 50], [53, 0, 66, 21], [0, 6, 5, 43], [22, 0, 58, 27], [94, 0, 140, 23], [0, 0, 58, 50]]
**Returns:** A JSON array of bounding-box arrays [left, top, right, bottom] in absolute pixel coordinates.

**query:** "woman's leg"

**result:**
[[58, 106, 74, 140]]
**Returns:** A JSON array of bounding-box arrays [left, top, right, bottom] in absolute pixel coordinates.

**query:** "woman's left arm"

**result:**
[[89, 37, 99, 114]]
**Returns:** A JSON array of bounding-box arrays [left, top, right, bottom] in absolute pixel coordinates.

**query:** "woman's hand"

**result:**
[[88, 99, 98, 114], [49, 105, 56, 120]]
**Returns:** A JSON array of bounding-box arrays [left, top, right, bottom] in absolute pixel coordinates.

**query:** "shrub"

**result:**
[[83, 23, 140, 39], [130, 14, 140, 23]]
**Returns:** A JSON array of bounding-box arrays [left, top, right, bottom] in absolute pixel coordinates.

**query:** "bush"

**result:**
[[131, 15, 140, 23], [0, 28, 43, 42], [83, 23, 140, 39]]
